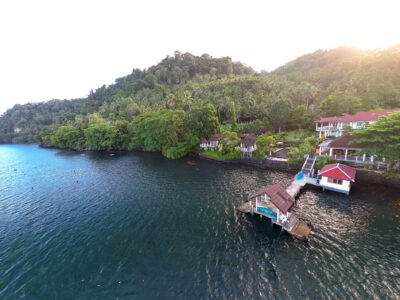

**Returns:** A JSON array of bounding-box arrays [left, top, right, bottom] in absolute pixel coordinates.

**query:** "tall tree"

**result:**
[[351, 111, 400, 165], [269, 97, 292, 132]]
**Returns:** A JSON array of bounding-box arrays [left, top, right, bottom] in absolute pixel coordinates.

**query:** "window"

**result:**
[[327, 177, 343, 185]]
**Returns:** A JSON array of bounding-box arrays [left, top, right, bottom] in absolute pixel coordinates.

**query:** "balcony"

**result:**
[[316, 126, 342, 132]]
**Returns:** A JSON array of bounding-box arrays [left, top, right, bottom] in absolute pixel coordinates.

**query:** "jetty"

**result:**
[[237, 183, 312, 240], [237, 155, 357, 240], [286, 155, 318, 198]]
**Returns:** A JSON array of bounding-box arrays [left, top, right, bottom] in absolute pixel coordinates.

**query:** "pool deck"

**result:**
[[237, 197, 312, 240]]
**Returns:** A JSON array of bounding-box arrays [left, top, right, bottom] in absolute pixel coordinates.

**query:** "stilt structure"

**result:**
[[237, 184, 312, 240]]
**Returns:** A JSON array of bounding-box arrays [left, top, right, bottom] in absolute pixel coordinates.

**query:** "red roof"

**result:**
[[315, 109, 400, 123], [209, 133, 222, 141], [319, 163, 356, 182], [249, 183, 295, 214]]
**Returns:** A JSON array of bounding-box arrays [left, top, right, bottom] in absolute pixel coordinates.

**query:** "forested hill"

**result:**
[[1, 46, 400, 152], [272, 45, 400, 109], [0, 52, 253, 143]]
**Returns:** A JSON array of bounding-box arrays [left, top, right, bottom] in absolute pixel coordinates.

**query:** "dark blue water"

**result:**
[[1, 145, 400, 299]]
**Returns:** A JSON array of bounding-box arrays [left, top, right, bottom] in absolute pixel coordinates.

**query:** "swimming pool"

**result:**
[[257, 207, 277, 219]]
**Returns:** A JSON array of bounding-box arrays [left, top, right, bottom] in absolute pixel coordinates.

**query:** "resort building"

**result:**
[[240, 135, 257, 157], [314, 109, 400, 138], [318, 133, 378, 163], [200, 133, 222, 151], [248, 183, 296, 229], [318, 163, 356, 195]]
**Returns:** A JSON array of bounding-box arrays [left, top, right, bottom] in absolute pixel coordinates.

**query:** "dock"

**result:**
[[237, 198, 311, 240], [236, 155, 318, 240]]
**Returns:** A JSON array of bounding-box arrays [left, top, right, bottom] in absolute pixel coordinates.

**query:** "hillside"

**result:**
[[0, 46, 399, 152]]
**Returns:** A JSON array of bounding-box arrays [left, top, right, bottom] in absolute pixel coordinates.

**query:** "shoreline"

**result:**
[[30, 144, 400, 189], [197, 153, 400, 189]]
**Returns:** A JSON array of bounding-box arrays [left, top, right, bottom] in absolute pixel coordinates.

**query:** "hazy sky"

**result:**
[[0, 0, 398, 114]]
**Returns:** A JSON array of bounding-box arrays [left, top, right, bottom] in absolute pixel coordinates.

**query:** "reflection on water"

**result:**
[[0, 144, 399, 299]]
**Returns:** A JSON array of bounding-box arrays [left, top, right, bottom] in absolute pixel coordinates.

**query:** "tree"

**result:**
[[256, 135, 276, 156], [315, 156, 338, 171], [319, 91, 362, 117], [287, 137, 318, 163], [220, 131, 241, 154], [51, 126, 83, 149], [288, 105, 313, 130], [128, 110, 186, 154], [84, 123, 119, 150], [185, 104, 220, 139], [351, 111, 400, 165], [269, 97, 292, 132], [230, 101, 238, 131]]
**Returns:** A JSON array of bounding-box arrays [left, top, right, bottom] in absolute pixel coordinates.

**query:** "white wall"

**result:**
[[320, 176, 350, 192]]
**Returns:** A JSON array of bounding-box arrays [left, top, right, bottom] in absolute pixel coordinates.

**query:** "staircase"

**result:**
[[301, 155, 316, 177]]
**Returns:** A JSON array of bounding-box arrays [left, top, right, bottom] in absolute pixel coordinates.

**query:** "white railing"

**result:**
[[316, 126, 341, 131]]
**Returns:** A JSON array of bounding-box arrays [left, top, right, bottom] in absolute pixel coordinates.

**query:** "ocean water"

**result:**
[[0, 144, 399, 299]]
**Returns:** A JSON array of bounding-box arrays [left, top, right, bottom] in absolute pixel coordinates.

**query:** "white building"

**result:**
[[318, 163, 356, 195], [314, 109, 400, 138], [240, 135, 257, 157], [200, 133, 222, 151]]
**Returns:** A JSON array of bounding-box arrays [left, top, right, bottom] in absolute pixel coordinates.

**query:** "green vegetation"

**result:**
[[203, 149, 241, 159], [315, 156, 338, 171], [255, 135, 276, 156], [351, 111, 400, 170], [220, 131, 241, 154], [2, 46, 400, 159], [288, 137, 319, 164]]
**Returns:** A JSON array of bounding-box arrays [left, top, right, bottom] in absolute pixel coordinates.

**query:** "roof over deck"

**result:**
[[327, 133, 369, 149], [249, 183, 295, 214]]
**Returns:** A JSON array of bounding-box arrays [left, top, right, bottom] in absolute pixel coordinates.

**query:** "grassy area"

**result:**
[[203, 150, 242, 159], [284, 129, 316, 141]]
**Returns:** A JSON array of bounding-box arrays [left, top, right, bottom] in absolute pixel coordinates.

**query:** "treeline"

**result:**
[[37, 104, 219, 159], [1, 46, 400, 148]]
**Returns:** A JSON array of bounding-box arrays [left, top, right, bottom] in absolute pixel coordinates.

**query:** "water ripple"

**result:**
[[0, 145, 399, 299]]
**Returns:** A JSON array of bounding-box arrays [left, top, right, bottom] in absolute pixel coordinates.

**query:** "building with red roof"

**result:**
[[314, 109, 400, 138], [248, 183, 297, 229], [318, 163, 356, 194]]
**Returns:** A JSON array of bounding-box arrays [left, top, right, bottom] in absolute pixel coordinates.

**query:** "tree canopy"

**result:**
[[351, 111, 400, 163], [1, 46, 400, 159]]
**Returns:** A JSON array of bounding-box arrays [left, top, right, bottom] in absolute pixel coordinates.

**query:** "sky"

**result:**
[[0, 0, 399, 114]]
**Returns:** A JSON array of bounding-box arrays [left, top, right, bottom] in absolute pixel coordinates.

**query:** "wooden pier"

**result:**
[[236, 155, 317, 240], [237, 198, 311, 240]]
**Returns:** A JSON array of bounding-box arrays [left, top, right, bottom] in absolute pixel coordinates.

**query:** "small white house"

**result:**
[[240, 135, 257, 157], [318, 163, 356, 195], [199, 133, 222, 151]]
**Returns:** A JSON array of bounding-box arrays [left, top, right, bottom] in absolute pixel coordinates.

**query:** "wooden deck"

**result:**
[[236, 200, 312, 240], [286, 182, 302, 198]]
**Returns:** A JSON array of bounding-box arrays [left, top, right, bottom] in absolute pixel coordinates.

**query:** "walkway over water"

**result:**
[[237, 155, 320, 240], [236, 199, 311, 240]]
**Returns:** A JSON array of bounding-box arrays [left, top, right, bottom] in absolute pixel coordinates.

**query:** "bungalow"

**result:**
[[314, 109, 400, 138], [240, 135, 257, 157], [200, 133, 222, 151], [248, 183, 296, 229], [318, 163, 356, 195]]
